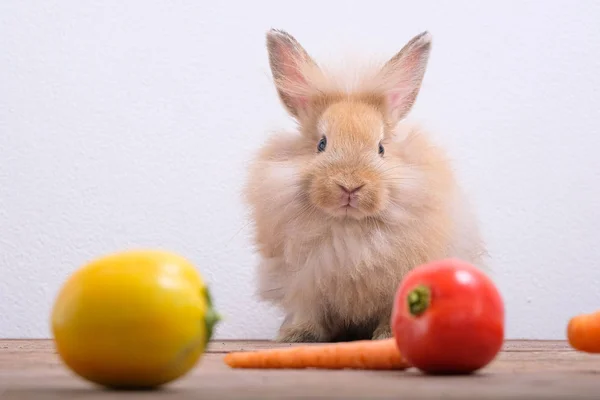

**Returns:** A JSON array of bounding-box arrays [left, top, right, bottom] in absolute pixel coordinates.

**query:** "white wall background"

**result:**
[[1, 0, 599, 340]]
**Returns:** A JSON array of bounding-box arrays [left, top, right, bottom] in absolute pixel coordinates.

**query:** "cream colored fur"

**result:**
[[244, 29, 486, 342]]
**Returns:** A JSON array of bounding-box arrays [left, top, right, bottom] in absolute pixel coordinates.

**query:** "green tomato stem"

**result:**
[[407, 285, 431, 316]]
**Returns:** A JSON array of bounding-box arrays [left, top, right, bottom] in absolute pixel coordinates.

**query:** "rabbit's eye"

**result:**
[[379, 143, 385, 156], [317, 137, 327, 153]]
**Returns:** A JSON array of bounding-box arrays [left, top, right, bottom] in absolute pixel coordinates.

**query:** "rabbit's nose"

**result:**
[[337, 184, 365, 194]]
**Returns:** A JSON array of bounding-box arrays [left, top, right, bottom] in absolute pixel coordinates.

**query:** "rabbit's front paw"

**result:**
[[372, 321, 393, 340], [277, 328, 322, 343], [277, 316, 329, 343]]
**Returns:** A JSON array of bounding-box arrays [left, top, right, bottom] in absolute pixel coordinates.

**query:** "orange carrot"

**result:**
[[567, 310, 600, 353], [223, 338, 410, 370]]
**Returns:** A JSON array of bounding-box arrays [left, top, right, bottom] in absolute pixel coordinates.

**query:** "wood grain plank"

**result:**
[[1, 340, 600, 399], [0, 339, 576, 353]]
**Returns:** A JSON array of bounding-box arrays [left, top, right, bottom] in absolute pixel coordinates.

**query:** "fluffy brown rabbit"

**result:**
[[244, 29, 486, 342]]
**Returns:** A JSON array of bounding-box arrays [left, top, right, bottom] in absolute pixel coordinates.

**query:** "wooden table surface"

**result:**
[[1, 340, 600, 399]]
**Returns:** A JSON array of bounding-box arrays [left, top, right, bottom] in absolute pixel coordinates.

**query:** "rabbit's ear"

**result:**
[[266, 29, 318, 118], [377, 31, 432, 123]]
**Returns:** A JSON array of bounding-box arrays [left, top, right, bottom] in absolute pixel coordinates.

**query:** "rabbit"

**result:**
[[243, 29, 487, 343]]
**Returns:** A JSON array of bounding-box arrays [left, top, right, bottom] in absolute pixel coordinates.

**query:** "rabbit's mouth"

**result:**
[[307, 172, 384, 219], [339, 188, 361, 209], [331, 205, 362, 219], [320, 184, 365, 218], [330, 200, 368, 220]]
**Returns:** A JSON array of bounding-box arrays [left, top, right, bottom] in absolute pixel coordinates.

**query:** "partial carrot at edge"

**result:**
[[223, 338, 410, 370], [567, 311, 600, 353]]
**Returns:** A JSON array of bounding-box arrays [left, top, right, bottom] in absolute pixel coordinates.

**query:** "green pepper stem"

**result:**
[[202, 286, 221, 346], [407, 285, 431, 316]]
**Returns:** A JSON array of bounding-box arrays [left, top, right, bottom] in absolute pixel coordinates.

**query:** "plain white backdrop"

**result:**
[[1, 1, 599, 340]]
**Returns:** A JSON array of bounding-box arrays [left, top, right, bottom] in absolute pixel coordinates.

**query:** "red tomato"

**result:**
[[391, 258, 504, 374]]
